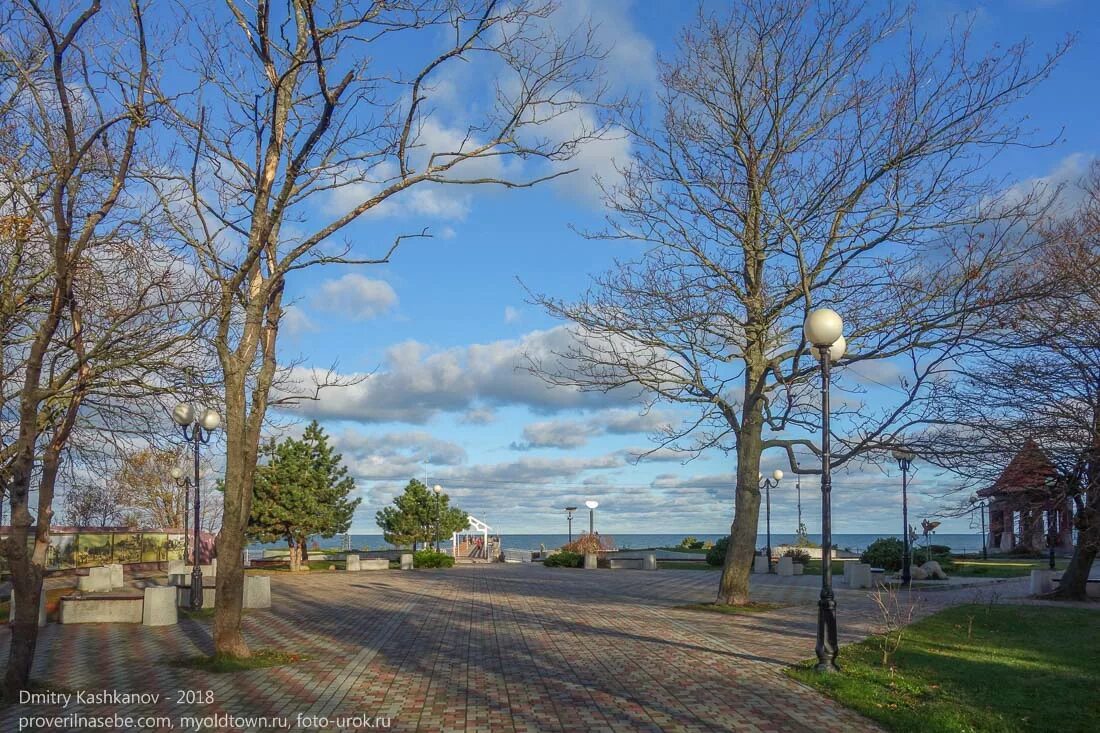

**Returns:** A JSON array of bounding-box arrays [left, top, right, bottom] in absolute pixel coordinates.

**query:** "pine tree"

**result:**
[[248, 422, 360, 570], [375, 479, 469, 550]]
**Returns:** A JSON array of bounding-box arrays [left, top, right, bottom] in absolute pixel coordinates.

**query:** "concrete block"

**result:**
[[584, 553, 597, 570], [142, 587, 178, 626], [753, 555, 770, 574], [871, 569, 887, 587], [643, 552, 657, 571], [1030, 568, 1056, 596], [209, 558, 217, 575], [61, 597, 143, 624], [167, 559, 186, 575], [77, 566, 112, 593], [605, 557, 644, 569], [10, 589, 47, 627], [345, 554, 361, 571], [400, 553, 414, 570], [776, 556, 794, 576], [362, 558, 389, 571], [107, 563, 124, 589], [243, 576, 271, 609], [1088, 581, 1100, 599], [793, 562, 804, 575], [847, 563, 872, 589]]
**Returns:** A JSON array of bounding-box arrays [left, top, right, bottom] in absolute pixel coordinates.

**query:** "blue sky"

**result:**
[[266, 0, 1100, 536]]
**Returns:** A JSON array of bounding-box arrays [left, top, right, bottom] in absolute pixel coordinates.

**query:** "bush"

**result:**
[[543, 551, 583, 568], [912, 545, 952, 565], [679, 536, 704, 550], [860, 537, 904, 571], [783, 548, 811, 565], [413, 550, 454, 568], [562, 533, 614, 555], [706, 536, 729, 566]]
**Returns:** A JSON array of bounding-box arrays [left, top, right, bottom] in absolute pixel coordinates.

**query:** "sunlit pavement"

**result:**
[[0, 564, 1033, 732]]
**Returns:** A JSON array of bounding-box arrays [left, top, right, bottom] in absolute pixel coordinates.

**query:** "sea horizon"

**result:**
[[253, 531, 988, 555]]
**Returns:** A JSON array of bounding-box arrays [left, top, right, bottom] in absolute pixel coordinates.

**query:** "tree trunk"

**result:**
[[2, 525, 42, 700], [298, 535, 309, 563], [212, 374, 254, 658], [1050, 497, 1097, 600], [717, 419, 764, 605]]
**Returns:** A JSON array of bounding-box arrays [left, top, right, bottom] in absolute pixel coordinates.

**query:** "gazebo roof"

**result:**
[[977, 439, 1059, 498]]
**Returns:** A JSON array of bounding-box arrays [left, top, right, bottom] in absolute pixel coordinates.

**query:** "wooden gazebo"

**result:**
[[977, 440, 1073, 553]]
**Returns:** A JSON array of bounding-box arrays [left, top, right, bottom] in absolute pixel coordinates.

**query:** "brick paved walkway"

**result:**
[[0, 565, 1034, 732]]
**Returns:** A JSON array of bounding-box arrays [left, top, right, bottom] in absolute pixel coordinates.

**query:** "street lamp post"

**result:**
[[565, 507, 577, 544], [170, 467, 192, 565], [585, 500, 599, 536], [891, 449, 915, 587], [172, 402, 220, 611], [433, 485, 443, 552], [969, 496, 988, 560], [803, 308, 845, 673], [758, 470, 784, 573]]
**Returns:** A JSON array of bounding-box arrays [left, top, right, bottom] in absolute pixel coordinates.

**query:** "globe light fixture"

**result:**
[[802, 308, 844, 672]]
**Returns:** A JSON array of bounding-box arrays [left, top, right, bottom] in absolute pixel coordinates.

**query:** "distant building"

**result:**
[[977, 440, 1073, 553]]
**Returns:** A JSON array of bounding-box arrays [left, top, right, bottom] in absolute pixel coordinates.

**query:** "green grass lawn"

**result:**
[[788, 604, 1100, 733], [947, 558, 1069, 578]]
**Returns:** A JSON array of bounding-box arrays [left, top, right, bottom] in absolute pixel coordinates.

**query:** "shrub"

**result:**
[[912, 545, 952, 565], [706, 536, 729, 566], [679, 536, 704, 550], [562, 533, 614, 555], [783, 548, 811, 565], [860, 537, 905, 571], [543, 551, 583, 568], [413, 550, 454, 569]]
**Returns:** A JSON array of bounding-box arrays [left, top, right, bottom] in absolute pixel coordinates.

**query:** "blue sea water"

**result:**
[[262, 532, 986, 556]]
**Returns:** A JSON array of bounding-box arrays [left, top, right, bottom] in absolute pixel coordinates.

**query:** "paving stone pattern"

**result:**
[[0, 565, 1033, 732]]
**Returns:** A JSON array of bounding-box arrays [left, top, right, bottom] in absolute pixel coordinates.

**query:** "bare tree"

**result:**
[[157, 0, 613, 658], [0, 1, 205, 697], [925, 164, 1100, 599], [529, 0, 1067, 605]]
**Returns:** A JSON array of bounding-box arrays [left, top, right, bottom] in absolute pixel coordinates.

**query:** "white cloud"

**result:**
[[504, 306, 521, 324], [509, 408, 675, 451], [315, 273, 397, 320], [275, 327, 642, 424], [511, 419, 600, 450], [281, 304, 316, 336], [998, 152, 1095, 219]]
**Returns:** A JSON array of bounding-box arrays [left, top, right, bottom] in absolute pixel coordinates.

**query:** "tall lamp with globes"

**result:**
[[171, 402, 221, 611], [758, 470, 783, 573], [891, 448, 916, 587], [803, 308, 845, 673]]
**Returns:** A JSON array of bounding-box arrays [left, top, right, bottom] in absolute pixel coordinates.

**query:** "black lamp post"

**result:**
[[969, 496, 988, 560], [170, 466, 192, 566], [804, 308, 845, 673], [172, 402, 220, 611], [758, 470, 784, 573], [891, 449, 915, 587], [565, 506, 577, 544], [433, 484, 443, 552]]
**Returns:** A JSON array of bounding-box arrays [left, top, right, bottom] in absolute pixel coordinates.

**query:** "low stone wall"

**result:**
[[60, 595, 143, 624], [362, 558, 389, 571]]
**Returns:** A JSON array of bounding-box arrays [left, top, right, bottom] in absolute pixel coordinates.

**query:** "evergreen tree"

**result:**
[[248, 422, 360, 570], [375, 479, 469, 550]]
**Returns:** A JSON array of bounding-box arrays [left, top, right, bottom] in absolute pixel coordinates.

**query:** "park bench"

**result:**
[[59, 594, 143, 624]]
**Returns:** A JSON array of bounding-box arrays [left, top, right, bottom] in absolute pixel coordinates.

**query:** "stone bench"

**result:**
[[400, 553, 414, 570], [243, 575, 271, 609], [602, 557, 645, 570], [345, 554, 361, 571], [60, 594, 144, 624], [777, 556, 794, 576], [753, 555, 770, 573]]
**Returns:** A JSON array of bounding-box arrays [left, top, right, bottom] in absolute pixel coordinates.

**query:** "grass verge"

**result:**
[[787, 603, 1100, 733], [168, 649, 310, 674]]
